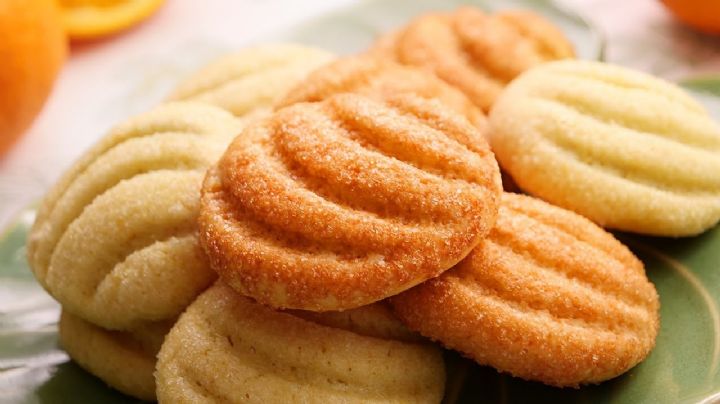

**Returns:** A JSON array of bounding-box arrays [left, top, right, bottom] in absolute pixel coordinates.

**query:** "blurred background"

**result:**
[[0, 0, 718, 228]]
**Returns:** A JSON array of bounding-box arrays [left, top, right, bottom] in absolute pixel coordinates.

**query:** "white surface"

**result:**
[[0, 0, 718, 227]]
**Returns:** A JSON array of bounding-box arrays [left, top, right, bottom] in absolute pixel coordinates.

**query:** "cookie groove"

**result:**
[[490, 60, 720, 235], [31, 132, 227, 281], [168, 44, 335, 116], [201, 93, 501, 310], [373, 7, 574, 111], [277, 56, 486, 131], [156, 282, 445, 403], [28, 103, 239, 329], [392, 193, 660, 387]]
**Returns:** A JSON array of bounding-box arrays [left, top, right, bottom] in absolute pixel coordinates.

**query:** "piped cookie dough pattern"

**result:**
[[489, 60, 720, 236], [277, 56, 486, 131], [156, 282, 445, 404], [200, 93, 502, 311], [27, 102, 241, 329], [372, 7, 574, 112], [392, 193, 660, 387], [168, 44, 335, 117]]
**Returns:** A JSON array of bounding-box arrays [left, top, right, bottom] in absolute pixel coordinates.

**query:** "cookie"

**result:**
[[489, 60, 720, 236], [199, 93, 502, 311], [277, 56, 486, 131], [372, 7, 574, 112], [27, 102, 241, 330], [156, 282, 445, 403], [168, 44, 335, 117], [392, 193, 660, 387], [58, 310, 173, 401]]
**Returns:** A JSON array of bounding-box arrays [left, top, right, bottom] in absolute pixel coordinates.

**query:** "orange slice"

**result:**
[[59, 0, 166, 40]]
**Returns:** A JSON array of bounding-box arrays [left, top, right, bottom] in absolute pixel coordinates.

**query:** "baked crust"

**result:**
[[371, 7, 574, 112], [392, 193, 660, 387], [489, 60, 720, 236], [277, 55, 486, 132], [59, 310, 173, 401], [156, 282, 445, 403], [199, 93, 502, 311], [27, 103, 240, 329]]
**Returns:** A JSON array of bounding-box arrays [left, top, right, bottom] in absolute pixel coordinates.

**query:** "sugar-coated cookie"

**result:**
[[156, 282, 445, 403], [489, 60, 720, 236], [59, 310, 173, 401], [372, 7, 574, 111], [392, 193, 660, 387], [168, 44, 335, 117], [200, 93, 502, 311], [277, 56, 486, 131], [28, 102, 241, 329]]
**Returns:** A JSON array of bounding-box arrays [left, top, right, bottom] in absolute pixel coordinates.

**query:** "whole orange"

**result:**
[[0, 0, 67, 157], [661, 0, 720, 35]]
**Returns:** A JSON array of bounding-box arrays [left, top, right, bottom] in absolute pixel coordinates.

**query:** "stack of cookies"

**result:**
[[26, 5, 720, 403]]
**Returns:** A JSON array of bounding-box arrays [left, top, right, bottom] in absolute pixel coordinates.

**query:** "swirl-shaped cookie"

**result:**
[[372, 7, 574, 112], [392, 193, 660, 387], [200, 93, 502, 311], [59, 310, 173, 401], [277, 56, 486, 131], [27, 102, 241, 330], [168, 44, 335, 117], [489, 60, 720, 236], [156, 282, 445, 403]]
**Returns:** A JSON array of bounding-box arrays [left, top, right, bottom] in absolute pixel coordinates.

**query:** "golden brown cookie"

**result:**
[[156, 282, 445, 403], [59, 310, 173, 401], [489, 60, 720, 236], [372, 7, 574, 111], [392, 193, 660, 387], [28, 102, 241, 330], [199, 93, 502, 311], [277, 56, 486, 131], [168, 44, 335, 117]]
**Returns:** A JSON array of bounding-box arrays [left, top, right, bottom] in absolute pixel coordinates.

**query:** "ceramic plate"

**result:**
[[2, 0, 719, 403]]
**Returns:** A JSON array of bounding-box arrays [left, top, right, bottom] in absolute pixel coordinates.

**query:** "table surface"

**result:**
[[0, 0, 718, 228]]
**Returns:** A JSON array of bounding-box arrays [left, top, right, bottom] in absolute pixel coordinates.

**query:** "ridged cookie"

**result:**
[[372, 7, 574, 112], [277, 56, 486, 131], [392, 193, 660, 387], [27, 102, 241, 330], [168, 44, 335, 117], [199, 93, 502, 311], [156, 282, 445, 403], [489, 60, 720, 236], [59, 310, 173, 401]]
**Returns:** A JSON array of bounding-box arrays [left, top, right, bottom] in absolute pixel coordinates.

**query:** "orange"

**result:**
[[59, 0, 166, 40], [0, 0, 67, 157], [661, 0, 720, 35]]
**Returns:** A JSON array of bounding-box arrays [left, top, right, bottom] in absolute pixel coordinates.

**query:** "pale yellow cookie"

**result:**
[[489, 60, 720, 236], [392, 193, 660, 387], [168, 44, 335, 117], [59, 310, 173, 401], [28, 102, 241, 330], [156, 282, 445, 403]]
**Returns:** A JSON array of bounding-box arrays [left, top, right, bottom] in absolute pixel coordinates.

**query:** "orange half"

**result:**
[[59, 0, 166, 40], [661, 0, 720, 35]]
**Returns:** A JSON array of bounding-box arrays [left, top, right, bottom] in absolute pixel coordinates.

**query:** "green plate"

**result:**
[[2, 1, 719, 403]]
